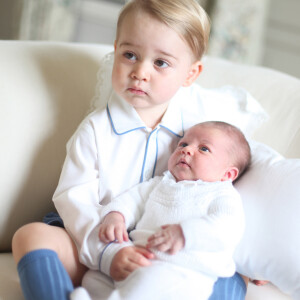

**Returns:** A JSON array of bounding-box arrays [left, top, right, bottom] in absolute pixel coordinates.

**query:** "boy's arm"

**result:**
[[53, 122, 108, 270]]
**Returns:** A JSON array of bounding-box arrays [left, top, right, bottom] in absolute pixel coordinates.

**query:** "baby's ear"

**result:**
[[222, 167, 239, 182], [182, 61, 202, 87]]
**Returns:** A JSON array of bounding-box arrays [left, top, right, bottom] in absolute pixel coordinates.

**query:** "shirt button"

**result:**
[[144, 170, 152, 180]]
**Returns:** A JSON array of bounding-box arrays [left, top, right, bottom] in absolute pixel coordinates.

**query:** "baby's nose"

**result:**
[[181, 146, 194, 155]]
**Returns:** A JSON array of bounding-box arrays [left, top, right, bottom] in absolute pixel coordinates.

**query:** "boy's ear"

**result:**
[[221, 167, 239, 182], [182, 61, 203, 87], [114, 40, 117, 51]]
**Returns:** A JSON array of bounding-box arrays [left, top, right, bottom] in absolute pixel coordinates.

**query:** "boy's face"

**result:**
[[112, 10, 201, 119], [168, 125, 239, 182]]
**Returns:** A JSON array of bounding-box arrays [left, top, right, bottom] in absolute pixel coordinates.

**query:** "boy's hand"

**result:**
[[99, 212, 129, 243], [146, 224, 185, 255], [110, 246, 154, 281]]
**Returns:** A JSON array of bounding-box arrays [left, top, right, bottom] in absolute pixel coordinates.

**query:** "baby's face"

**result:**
[[112, 10, 199, 117], [168, 125, 238, 182]]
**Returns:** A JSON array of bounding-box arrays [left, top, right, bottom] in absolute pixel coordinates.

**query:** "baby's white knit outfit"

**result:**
[[72, 171, 244, 300]]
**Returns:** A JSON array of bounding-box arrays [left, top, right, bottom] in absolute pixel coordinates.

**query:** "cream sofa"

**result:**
[[0, 41, 299, 300]]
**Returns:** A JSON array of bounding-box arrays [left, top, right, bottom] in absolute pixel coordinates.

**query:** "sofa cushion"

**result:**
[[0, 253, 23, 300], [246, 282, 292, 300], [0, 41, 113, 251]]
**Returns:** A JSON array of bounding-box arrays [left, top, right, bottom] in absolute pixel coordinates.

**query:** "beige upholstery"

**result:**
[[1, 41, 298, 300]]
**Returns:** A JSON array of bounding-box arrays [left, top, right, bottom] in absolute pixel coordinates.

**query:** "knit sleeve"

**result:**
[[100, 176, 161, 230], [181, 189, 245, 254]]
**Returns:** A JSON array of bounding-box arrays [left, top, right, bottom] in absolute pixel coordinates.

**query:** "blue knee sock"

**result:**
[[17, 249, 74, 300]]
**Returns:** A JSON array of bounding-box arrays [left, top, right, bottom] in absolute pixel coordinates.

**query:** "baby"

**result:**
[[76, 121, 251, 300]]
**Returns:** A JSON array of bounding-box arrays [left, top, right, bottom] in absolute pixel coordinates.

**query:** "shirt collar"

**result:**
[[107, 89, 184, 137], [107, 91, 146, 135], [159, 88, 184, 138]]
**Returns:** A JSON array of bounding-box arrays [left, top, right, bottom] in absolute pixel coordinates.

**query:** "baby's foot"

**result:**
[[251, 279, 269, 286]]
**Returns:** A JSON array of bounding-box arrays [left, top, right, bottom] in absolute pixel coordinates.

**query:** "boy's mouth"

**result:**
[[128, 87, 147, 95]]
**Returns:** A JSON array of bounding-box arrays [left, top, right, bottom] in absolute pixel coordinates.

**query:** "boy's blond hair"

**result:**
[[116, 0, 211, 60]]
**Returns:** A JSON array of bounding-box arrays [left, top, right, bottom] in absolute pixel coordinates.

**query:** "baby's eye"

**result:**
[[155, 59, 169, 68], [200, 146, 210, 152], [179, 142, 188, 148], [124, 52, 137, 61]]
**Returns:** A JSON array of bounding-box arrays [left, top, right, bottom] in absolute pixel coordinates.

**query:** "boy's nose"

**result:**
[[131, 63, 150, 82]]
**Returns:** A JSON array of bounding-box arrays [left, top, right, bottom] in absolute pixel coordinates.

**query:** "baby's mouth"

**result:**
[[178, 159, 190, 168]]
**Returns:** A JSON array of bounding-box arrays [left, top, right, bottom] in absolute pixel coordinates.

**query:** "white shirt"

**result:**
[[53, 85, 206, 271]]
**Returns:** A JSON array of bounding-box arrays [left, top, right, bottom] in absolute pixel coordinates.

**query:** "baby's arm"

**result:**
[[146, 224, 185, 255], [99, 212, 129, 243]]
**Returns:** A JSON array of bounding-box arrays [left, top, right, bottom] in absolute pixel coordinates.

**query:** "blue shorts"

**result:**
[[44, 213, 246, 299], [43, 212, 64, 228], [209, 272, 246, 300]]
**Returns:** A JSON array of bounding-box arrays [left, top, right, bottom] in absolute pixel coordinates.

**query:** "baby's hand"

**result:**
[[110, 246, 154, 281], [146, 224, 185, 255], [99, 212, 129, 243]]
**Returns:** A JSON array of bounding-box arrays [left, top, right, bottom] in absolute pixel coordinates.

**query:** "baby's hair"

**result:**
[[196, 121, 251, 180], [116, 0, 211, 60]]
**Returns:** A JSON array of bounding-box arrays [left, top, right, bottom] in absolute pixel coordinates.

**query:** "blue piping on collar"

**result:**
[[107, 103, 146, 135], [140, 128, 157, 182], [159, 125, 184, 138], [152, 129, 159, 178], [160, 110, 185, 138]]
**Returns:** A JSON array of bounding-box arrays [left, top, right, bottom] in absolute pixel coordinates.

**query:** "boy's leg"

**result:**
[[208, 273, 247, 300], [12, 222, 87, 300], [17, 249, 74, 300]]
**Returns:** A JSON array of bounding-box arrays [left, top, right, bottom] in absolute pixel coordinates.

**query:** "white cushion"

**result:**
[[198, 56, 300, 159], [234, 141, 300, 299]]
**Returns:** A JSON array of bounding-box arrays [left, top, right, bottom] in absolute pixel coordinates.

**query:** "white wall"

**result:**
[[74, 0, 300, 78], [1, 0, 299, 78], [0, 1, 14, 39], [74, 0, 122, 44], [262, 0, 300, 78]]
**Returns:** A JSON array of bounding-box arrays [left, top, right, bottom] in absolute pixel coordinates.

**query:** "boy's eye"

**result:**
[[200, 146, 210, 153], [124, 52, 137, 61], [155, 59, 169, 68]]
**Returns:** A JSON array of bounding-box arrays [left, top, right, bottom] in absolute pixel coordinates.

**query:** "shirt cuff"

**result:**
[[99, 241, 133, 276]]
